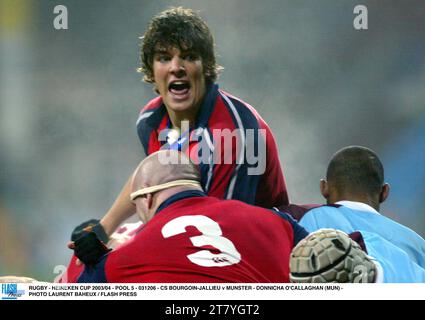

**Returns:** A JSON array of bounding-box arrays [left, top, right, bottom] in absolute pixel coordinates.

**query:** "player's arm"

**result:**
[[255, 122, 288, 207], [68, 173, 136, 266], [71, 173, 136, 239], [100, 174, 136, 236]]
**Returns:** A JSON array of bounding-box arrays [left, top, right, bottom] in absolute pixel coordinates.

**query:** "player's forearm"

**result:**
[[100, 175, 136, 236]]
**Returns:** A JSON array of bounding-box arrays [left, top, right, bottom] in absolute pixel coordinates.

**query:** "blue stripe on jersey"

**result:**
[[77, 258, 108, 283], [219, 93, 262, 204], [271, 209, 309, 246], [195, 84, 219, 128], [198, 128, 215, 193], [137, 106, 166, 154]]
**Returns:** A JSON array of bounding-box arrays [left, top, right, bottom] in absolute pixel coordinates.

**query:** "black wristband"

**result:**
[[91, 223, 109, 244], [74, 232, 112, 266], [71, 219, 109, 243]]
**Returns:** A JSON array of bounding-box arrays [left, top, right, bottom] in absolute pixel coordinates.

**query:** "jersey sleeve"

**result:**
[[298, 211, 321, 232], [211, 92, 289, 207], [76, 258, 108, 283], [298, 206, 346, 232], [255, 121, 288, 207], [203, 126, 259, 204], [56, 255, 84, 283], [136, 97, 166, 155]]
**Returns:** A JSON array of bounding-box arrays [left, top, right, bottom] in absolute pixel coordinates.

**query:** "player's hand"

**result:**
[[67, 242, 82, 266], [72, 232, 111, 266], [69, 219, 111, 266]]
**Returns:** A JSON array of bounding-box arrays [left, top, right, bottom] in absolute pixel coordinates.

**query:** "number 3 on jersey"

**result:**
[[161, 215, 241, 267]]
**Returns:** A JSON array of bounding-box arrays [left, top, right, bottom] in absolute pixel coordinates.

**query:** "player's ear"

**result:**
[[379, 183, 390, 203], [320, 179, 329, 199], [146, 193, 154, 210]]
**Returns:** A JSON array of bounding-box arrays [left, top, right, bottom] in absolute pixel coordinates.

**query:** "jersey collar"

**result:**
[[335, 200, 381, 215], [156, 190, 206, 214], [147, 83, 218, 130], [194, 83, 219, 129]]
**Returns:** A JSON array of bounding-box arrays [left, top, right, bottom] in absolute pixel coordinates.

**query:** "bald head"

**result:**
[[132, 150, 201, 194], [131, 150, 202, 222], [321, 146, 389, 210]]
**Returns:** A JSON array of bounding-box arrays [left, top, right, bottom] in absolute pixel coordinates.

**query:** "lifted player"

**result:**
[[70, 7, 289, 255], [64, 150, 305, 283]]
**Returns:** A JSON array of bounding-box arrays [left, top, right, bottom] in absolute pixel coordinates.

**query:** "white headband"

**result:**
[[130, 179, 202, 201]]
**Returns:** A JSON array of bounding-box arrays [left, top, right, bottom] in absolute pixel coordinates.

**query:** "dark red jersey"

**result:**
[[73, 191, 307, 283], [136, 84, 288, 207]]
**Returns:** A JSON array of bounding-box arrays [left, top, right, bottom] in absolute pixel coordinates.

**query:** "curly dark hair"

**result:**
[[138, 7, 223, 85]]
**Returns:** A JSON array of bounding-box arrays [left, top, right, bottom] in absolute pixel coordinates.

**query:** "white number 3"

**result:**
[[161, 215, 241, 267]]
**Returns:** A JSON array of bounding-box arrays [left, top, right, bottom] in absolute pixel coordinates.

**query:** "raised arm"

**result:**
[[68, 172, 137, 267], [100, 174, 136, 236]]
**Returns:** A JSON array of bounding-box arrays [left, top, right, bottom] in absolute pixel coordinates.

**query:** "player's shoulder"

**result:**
[[136, 96, 165, 127], [302, 204, 344, 220], [224, 200, 298, 224], [217, 89, 272, 132], [309, 204, 342, 213], [219, 198, 269, 214], [277, 203, 326, 221], [379, 214, 425, 242], [142, 96, 163, 111], [219, 89, 260, 115]]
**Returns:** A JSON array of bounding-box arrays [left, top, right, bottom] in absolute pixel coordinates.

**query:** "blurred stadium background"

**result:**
[[1, 0, 424, 281]]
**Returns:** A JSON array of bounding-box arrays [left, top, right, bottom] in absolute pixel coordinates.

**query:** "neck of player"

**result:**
[[167, 107, 200, 132]]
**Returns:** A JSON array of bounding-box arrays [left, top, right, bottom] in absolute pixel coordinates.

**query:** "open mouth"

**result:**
[[168, 81, 191, 96]]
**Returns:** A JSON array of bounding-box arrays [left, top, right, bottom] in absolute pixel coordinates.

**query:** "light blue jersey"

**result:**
[[298, 201, 425, 283]]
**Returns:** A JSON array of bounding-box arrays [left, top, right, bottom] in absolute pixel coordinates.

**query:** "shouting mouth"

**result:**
[[168, 81, 191, 100]]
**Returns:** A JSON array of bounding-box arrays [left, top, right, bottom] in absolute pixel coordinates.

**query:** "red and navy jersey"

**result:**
[[136, 84, 288, 207], [73, 190, 308, 283]]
